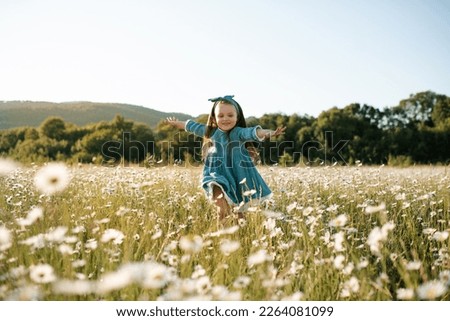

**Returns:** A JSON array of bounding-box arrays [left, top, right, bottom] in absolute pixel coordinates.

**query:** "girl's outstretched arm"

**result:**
[[164, 117, 186, 130], [256, 126, 286, 140]]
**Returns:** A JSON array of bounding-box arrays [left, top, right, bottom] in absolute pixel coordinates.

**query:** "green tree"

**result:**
[[39, 117, 67, 140], [79, 128, 116, 163], [431, 95, 450, 130], [314, 104, 386, 164], [13, 136, 68, 162], [123, 122, 155, 164]]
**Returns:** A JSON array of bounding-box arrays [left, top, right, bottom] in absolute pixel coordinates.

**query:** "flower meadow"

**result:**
[[0, 160, 449, 301]]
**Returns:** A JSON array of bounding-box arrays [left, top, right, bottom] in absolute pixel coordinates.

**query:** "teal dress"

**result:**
[[185, 120, 273, 211]]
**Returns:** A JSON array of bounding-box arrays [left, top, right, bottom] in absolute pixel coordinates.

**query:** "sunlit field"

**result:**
[[0, 162, 449, 301]]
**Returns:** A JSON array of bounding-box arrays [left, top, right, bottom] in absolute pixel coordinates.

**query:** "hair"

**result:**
[[201, 99, 260, 163]]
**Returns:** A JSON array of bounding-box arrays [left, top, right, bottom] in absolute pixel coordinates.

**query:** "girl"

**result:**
[[165, 95, 285, 220]]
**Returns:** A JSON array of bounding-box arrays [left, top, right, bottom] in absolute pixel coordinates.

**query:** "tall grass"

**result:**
[[0, 163, 449, 300]]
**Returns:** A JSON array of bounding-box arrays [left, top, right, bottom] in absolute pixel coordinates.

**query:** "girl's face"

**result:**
[[214, 102, 238, 132]]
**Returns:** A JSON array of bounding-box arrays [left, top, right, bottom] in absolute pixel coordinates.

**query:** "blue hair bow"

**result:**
[[208, 95, 241, 117], [208, 95, 236, 104]]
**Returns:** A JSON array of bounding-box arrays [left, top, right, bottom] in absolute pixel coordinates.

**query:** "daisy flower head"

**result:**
[[233, 276, 251, 289], [17, 207, 44, 227], [329, 214, 348, 228], [53, 279, 94, 295], [340, 276, 360, 298], [96, 266, 134, 294], [29, 263, 57, 284], [281, 291, 304, 301], [396, 288, 414, 300], [333, 254, 346, 269], [439, 270, 450, 286], [405, 260, 422, 271], [432, 231, 449, 242], [101, 229, 125, 245], [417, 280, 447, 300], [0, 225, 12, 251], [332, 231, 345, 252], [0, 157, 20, 176], [367, 221, 395, 256], [179, 235, 203, 254], [365, 203, 386, 214], [247, 249, 272, 267], [195, 276, 212, 294], [219, 239, 240, 256], [34, 163, 71, 195], [141, 262, 174, 289]]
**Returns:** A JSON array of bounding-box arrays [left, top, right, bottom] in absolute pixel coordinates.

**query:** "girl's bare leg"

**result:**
[[212, 185, 231, 220]]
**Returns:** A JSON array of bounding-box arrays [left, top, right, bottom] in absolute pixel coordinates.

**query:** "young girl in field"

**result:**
[[165, 95, 285, 220]]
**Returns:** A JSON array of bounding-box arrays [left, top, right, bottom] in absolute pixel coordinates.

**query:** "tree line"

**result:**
[[1, 91, 449, 166]]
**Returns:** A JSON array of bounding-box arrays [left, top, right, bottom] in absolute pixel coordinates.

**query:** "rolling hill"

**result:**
[[0, 101, 193, 129]]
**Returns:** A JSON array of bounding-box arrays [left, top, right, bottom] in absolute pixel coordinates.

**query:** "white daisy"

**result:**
[[100, 229, 125, 244], [422, 228, 437, 235], [53, 279, 94, 295], [45, 226, 68, 243], [262, 210, 284, 219], [329, 214, 348, 227], [340, 276, 360, 298], [29, 263, 57, 284], [34, 163, 70, 195], [365, 203, 386, 214], [219, 239, 240, 256], [367, 221, 395, 256], [247, 249, 272, 267], [281, 291, 304, 301], [432, 231, 449, 242], [20, 233, 46, 250], [191, 265, 207, 279], [332, 231, 345, 252], [72, 259, 86, 268], [263, 218, 276, 231], [151, 230, 163, 240], [233, 276, 251, 289], [58, 244, 74, 255], [357, 258, 369, 269], [0, 226, 12, 251], [85, 238, 98, 250], [17, 207, 44, 227], [439, 270, 450, 286], [141, 262, 173, 289], [0, 158, 20, 176], [405, 260, 422, 271], [302, 207, 314, 216], [417, 280, 447, 300], [243, 189, 256, 196], [179, 235, 203, 254], [346, 277, 360, 293], [333, 254, 346, 269], [396, 288, 414, 300], [96, 267, 134, 293], [286, 202, 298, 213], [195, 276, 211, 294]]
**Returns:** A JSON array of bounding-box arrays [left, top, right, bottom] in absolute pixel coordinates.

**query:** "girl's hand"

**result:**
[[165, 116, 177, 124], [257, 126, 286, 140], [271, 126, 286, 138], [265, 126, 286, 139], [164, 117, 185, 129]]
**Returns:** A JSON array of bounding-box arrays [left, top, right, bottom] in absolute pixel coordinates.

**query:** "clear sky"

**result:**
[[1, 0, 449, 118]]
